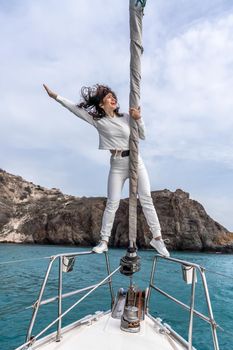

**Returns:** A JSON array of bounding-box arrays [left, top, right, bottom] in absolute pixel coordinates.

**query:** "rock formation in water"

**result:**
[[0, 169, 233, 252]]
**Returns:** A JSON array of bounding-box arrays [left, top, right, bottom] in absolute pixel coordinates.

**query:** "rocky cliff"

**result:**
[[0, 169, 233, 252]]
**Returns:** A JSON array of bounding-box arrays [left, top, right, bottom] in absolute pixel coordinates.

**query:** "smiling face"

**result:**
[[100, 92, 118, 116], [79, 84, 121, 119]]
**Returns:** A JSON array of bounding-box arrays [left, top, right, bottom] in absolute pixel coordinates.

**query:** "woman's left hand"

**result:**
[[129, 107, 141, 120]]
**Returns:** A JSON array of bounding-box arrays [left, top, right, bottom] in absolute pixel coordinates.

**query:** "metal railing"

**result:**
[[146, 255, 220, 350], [15, 250, 119, 350], [15, 252, 221, 350]]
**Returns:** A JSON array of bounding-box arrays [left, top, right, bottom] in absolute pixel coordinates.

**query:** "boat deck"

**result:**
[[32, 313, 186, 350]]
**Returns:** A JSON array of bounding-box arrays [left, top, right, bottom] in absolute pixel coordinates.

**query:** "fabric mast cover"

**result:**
[[128, 0, 146, 248]]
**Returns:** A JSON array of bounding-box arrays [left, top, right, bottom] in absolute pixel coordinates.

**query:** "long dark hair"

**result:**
[[77, 84, 122, 119]]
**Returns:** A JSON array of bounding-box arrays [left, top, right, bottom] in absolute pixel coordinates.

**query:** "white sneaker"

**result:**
[[150, 238, 170, 257], [92, 241, 108, 254]]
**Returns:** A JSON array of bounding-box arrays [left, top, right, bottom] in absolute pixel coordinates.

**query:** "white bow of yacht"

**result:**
[[15, 250, 220, 350]]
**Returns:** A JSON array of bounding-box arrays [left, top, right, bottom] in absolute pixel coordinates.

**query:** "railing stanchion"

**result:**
[[199, 269, 220, 350], [146, 256, 157, 312], [56, 256, 63, 342], [26, 256, 56, 342], [104, 251, 115, 307], [188, 267, 196, 349]]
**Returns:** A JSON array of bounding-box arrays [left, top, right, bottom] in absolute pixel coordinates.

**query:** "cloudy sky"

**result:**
[[1, 0, 233, 231]]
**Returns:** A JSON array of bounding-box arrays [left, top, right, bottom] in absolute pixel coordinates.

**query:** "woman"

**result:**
[[43, 83, 169, 256]]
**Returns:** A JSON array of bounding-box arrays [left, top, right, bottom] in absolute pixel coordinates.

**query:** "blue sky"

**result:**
[[1, 0, 233, 231]]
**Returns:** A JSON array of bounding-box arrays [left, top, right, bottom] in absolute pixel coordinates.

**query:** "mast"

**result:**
[[129, 0, 146, 249], [120, 0, 146, 276]]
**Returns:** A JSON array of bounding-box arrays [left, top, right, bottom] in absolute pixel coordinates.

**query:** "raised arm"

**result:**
[[43, 84, 58, 99], [43, 84, 97, 127]]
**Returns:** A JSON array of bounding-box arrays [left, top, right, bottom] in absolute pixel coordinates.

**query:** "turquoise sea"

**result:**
[[0, 244, 232, 350]]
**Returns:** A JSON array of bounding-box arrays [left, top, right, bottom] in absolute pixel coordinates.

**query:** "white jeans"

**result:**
[[100, 154, 161, 242]]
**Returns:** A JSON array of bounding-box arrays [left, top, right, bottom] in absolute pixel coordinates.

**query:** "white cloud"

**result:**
[[141, 13, 233, 170]]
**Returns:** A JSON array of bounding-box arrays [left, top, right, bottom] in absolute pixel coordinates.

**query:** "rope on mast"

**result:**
[[128, 0, 146, 248]]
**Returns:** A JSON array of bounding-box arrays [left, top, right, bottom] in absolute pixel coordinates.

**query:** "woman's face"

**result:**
[[100, 93, 117, 113]]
